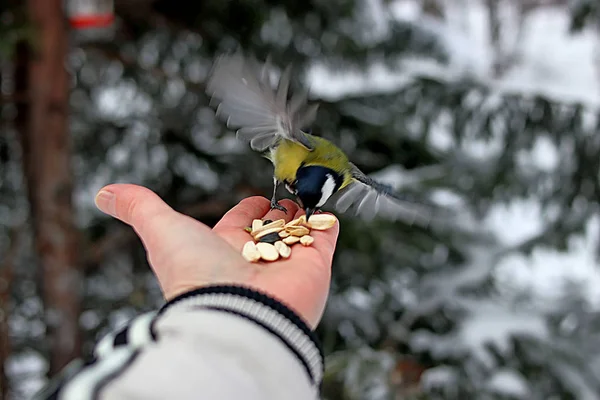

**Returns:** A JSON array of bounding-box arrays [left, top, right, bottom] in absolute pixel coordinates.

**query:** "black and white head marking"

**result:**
[[316, 173, 337, 208], [294, 165, 343, 213], [285, 181, 298, 195]]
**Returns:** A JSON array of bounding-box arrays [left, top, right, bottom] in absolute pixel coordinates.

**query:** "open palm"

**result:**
[[95, 184, 340, 328]]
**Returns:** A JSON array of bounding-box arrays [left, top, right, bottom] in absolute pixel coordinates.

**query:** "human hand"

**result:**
[[94, 184, 339, 328]]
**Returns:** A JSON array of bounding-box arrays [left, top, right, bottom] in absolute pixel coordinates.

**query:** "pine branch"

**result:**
[[80, 42, 206, 93]]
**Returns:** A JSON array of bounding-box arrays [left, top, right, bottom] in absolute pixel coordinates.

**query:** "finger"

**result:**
[[95, 184, 250, 300], [261, 199, 300, 224], [213, 196, 271, 250], [284, 209, 340, 263], [213, 196, 271, 232], [265, 210, 339, 327], [303, 211, 340, 265]]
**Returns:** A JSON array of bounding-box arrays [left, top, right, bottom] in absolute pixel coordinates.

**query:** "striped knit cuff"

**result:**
[[158, 285, 324, 386]]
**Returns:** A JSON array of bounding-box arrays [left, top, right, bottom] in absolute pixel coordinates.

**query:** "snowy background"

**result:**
[[4, 0, 600, 399], [310, 1, 600, 397], [311, 0, 600, 310]]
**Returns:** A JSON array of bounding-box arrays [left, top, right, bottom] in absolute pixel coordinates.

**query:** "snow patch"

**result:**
[[459, 300, 548, 366], [486, 369, 530, 397]]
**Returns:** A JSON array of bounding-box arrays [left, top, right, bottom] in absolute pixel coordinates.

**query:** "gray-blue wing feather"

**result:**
[[206, 53, 317, 152], [332, 163, 451, 226]]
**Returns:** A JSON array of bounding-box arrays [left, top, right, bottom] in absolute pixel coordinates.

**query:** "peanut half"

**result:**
[[284, 215, 306, 228], [286, 226, 310, 237], [300, 235, 315, 246], [304, 214, 337, 230], [242, 241, 261, 263], [282, 235, 301, 245], [252, 219, 263, 232], [256, 242, 280, 261], [274, 241, 291, 258]]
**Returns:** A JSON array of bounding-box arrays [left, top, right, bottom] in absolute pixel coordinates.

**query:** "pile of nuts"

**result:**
[[242, 214, 337, 263]]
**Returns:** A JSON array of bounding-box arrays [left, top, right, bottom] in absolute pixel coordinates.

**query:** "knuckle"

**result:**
[[279, 198, 296, 205], [240, 196, 267, 206], [239, 197, 256, 206], [125, 195, 157, 234], [125, 195, 143, 223]]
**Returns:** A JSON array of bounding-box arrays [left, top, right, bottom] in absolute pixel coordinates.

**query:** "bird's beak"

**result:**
[[305, 208, 315, 221]]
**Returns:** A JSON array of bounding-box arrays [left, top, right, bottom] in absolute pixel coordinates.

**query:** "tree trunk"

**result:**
[[19, 0, 82, 376]]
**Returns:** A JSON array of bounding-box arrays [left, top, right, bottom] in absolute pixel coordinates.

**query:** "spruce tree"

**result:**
[[1, 0, 600, 398]]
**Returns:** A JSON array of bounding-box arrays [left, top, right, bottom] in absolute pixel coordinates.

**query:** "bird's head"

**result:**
[[291, 165, 343, 221]]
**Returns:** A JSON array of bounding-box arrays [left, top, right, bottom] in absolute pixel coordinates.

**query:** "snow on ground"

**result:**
[[308, 0, 600, 310]]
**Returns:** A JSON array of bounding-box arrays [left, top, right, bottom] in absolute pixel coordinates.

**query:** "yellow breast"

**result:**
[[271, 139, 311, 182], [270, 135, 353, 187]]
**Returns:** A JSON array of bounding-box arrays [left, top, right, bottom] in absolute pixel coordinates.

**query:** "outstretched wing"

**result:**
[[205, 52, 318, 152], [331, 163, 451, 226]]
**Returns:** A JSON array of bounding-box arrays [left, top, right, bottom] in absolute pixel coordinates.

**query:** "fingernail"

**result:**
[[95, 190, 117, 217]]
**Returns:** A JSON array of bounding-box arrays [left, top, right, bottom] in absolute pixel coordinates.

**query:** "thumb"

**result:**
[[94, 184, 177, 246], [94, 184, 252, 300]]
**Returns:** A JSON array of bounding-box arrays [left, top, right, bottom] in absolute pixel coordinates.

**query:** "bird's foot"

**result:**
[[270, 200, 288, 214]]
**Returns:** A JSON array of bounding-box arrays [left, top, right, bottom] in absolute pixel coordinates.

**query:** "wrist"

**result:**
[[158, 284, 325, 387]]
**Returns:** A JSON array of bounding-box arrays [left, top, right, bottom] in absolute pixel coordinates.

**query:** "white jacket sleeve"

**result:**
[[34, 286, 324, 400]]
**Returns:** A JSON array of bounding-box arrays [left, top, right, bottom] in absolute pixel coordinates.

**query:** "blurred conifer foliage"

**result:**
[[2, 0, 600, 398]]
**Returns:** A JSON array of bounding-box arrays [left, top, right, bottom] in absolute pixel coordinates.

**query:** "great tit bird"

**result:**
[[206, 53, 444, 224]]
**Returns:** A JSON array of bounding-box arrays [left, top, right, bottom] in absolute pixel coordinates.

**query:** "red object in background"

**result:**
[[69, 13, 114, 29], [67, 0, 114, 29]]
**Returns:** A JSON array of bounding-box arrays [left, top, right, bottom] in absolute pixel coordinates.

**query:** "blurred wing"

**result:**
[[331, 163, 450, 226], [206, 52, 318, 152]]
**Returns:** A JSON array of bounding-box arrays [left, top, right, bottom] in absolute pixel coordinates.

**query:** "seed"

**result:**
[[304, 214, 337, 230], [242, 241, 261, 262], [256, 242, 280, 261], [252, 219, 263, 232], [279, 230, 290, 238], [300, 235, 314, 246], [264, 219, 285, 228], [253, 219, 285, 235], [258, 232, 281, 244], [254, 226, 284, 240], [282, 235, 300, 245], [286, 226, 310, 237], [284, 215, 306, 228], [274, 241, 291, 258], [262, 219, 273, 225]]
